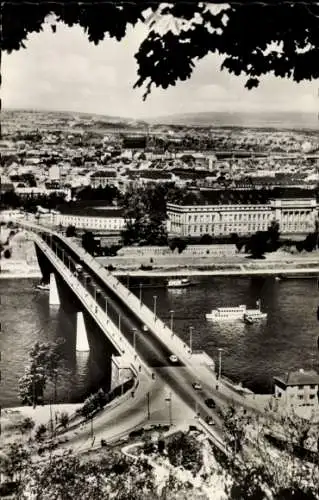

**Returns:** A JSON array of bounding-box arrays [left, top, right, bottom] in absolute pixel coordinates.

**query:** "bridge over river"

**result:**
[[16, 220, 273, 454]]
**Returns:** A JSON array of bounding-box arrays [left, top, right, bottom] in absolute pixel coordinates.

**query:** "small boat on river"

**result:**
[[36, 283, 50, 291], [167, 278, 194, 288]]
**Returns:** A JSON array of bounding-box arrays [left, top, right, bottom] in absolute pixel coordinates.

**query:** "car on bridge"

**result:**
[[75, 263, 83, 273], [205, 398, 216, 409], [169, 354, 178, 363], [192, 382, 202, 391], [205, 416, 216, 426]]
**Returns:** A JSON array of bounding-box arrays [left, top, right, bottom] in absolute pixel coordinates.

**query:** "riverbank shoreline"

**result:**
[[0, 271, 42, 279], [113, 266, 319, 277], [1, 264, 319, 279]]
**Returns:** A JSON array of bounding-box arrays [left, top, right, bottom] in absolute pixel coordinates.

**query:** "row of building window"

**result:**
[[170, 222, 311, 233], [185, 212, 272, 223], [277, 393, 317, 399], [55, 216, 125, 230]]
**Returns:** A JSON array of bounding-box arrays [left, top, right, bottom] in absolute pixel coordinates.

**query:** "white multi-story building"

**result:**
[[50, 207, 127, 232], [14, 186, 71, 199], [167, 198, 318, 237], [91, 170, 118, 188], [274, 369, 319, 407], [0, 209, 24, 223]]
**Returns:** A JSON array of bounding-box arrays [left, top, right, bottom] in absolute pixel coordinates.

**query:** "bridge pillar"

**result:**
[[49, 273, 60, 306], [76, 312, 90, 352]]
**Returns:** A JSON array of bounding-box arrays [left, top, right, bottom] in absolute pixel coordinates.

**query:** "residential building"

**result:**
[[274, 369, 319, 407], [91, 170, 118, 188], [15, 186, 71, 199], [0, 209, 24, 223], [0, 182, 15, 193], [49, 165, 60, 181], [49, 206, 127, 232]]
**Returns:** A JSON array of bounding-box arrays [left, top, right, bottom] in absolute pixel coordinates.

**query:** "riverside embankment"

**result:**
[[1, 230, 319, 278], [2, 256, 319, 279], [96, 251, 319, 277]]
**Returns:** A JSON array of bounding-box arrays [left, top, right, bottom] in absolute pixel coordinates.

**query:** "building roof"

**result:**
[[274, 369, 319, 387], [0, 183, 15, 192], [91, 170, 117, 178], [57, 203, 124, 218], [140, 170, 172, 180], [169, 187, 317, 206]]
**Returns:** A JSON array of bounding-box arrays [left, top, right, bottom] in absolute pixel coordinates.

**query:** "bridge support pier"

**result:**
[[76, 312, 90, 352], [49, 273, 60, 306]]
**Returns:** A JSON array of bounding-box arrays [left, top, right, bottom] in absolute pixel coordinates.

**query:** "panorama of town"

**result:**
[[2, 108, 319, 499]]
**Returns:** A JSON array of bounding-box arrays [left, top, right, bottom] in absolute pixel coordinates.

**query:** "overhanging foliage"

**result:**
[[3, 1, 319, 99]]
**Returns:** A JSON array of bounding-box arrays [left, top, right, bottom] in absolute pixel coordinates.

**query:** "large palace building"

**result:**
[[167, 193, 318, 237]]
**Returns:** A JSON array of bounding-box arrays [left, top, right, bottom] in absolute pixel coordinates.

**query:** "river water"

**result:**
[[1, 276, 319, 407]]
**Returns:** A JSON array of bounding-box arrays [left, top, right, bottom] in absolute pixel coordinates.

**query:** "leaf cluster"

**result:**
[[4, 2, 319, 98]]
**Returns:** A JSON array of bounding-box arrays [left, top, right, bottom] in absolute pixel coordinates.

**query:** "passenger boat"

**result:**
[[167, 278, 194, 288], [36, 283, 50, 291], [206, 300, 267, 322]]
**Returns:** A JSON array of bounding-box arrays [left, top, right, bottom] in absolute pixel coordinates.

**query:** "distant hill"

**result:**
[[2, 108, 149, 131], [3, 108, 318, 132], [148, 111, 318, 131], [2, 108, 133, 122]]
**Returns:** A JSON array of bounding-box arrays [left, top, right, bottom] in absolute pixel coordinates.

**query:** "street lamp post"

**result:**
[[165, 393, 172, 426], [147, 391, 150, 420], [49, 399, 54, 439], [139, 283, 143, 307], [118, 314, 121, 333], [91, 415, 94, 440], [195, 400, 199, 418], [132, 328, 137, 350], [189, 326, 194, 355], [153, 295, 157, 321], [218, 348, 224, 380], [170, 310, 174, 334]]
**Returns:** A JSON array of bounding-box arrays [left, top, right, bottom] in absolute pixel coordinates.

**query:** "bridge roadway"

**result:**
[[31, 230, 153, 380], [19, 221, 270, 452], [41, 233, 186, 369]]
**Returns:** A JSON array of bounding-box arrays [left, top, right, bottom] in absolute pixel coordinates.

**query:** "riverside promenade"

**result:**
[[96, 249, 319, 276], [112, 266, 319, 278]]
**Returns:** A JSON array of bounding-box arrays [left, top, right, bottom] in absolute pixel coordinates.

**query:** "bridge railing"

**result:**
[[32, 232, 153, 380], [60, 236, 196, 362], [197, 417, 229, 456], [57, 235, 220, 385], [21, 221, 212, 380]]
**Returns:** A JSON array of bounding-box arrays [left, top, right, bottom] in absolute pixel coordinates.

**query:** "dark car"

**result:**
[[192, 382, 202, 391], [205, 417, 215, 426], [205, 398, 216, 409]]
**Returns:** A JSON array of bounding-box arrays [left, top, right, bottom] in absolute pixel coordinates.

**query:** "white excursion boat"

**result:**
[[206, 300, 267, 323], [167, 278, 194, 288], [36, 283, 50, 291]]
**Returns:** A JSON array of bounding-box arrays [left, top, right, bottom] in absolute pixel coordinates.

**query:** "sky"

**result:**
[[2, 14, 318, 119]]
